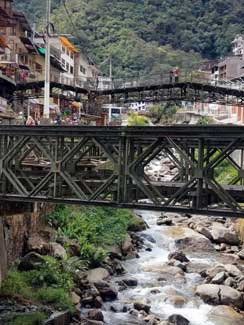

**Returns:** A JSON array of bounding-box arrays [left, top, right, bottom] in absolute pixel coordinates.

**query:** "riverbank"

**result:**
[[0, 205, 147, 324]]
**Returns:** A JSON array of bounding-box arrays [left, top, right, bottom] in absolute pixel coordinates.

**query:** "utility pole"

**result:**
[[43, 0, 51, 120], [109, 56, 113, 89]]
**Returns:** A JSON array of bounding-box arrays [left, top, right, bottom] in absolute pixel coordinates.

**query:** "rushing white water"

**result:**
[[103, 210, 217, 325]]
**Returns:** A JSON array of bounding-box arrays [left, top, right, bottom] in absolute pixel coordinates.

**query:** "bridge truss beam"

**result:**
[[0, 126, 244, 217]]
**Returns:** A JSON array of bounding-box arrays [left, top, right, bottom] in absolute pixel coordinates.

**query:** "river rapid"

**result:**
[[102, 209, 227, 325]]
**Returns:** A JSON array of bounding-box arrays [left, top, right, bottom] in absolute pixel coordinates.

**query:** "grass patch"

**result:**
[[0, 257, 75, 312], [3, 312, 46, 325]]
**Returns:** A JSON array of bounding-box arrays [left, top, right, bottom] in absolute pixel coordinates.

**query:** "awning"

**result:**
[[59, 36, 79, 53]]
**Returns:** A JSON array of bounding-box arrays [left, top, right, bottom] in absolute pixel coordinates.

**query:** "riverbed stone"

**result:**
[[71, 291, 80, 305], [168, 251, 189, 263], [87, 309, 104, 322], [210, 225, 240, 245], [127, 215, 148, 232], [94, 281, 118, 301], [123, 278, 138, 287], [167, 314, 190, 325], [211, 272, 226, 284], [165, 295, 186, 307], [87, 268, 110, 283], [238, 249, 244, 260], [27, 235, 50, 254], [196, 284, 243, 309], [134, 302, 151, 313], [208, 305, 244, 325], [44, 311, 71, 325], [163, 226, 214, 252], [224, 264, 242, 277], [224, 277, 235, 287]]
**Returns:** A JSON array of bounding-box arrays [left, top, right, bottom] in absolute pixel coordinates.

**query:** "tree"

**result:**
[[128, 112, 149, 126], [149, 103, 179, 125]]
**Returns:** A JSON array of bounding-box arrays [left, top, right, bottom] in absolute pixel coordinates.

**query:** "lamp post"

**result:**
[[43, 0, 51, 120]]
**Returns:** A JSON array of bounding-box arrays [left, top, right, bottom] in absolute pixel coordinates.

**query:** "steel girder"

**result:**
[[0, 126, 244, 217]]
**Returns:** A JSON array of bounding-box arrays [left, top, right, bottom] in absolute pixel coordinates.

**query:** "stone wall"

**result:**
[[0, 203, 54, 285]]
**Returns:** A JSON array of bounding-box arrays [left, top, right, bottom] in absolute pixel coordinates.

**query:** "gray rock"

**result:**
[[238, 249, 244, 260], [208, 305, 244, 325], [87, 268, 110, 283], [44, 311, 71, 325], [123, 278, 138, 287], [18, 252, 45, 271], [87, 309, 104, 322], [168, 251, 189, 263], [134, 302, 151, 313], [196, 284, 243, 309], [224, 264, 242, 277], [224, 277, 235, 288], [94, 281, 118, 301], [168, 314, 190, 325], [49, 242, 67, 260], [212, 272, 226, 284], [210, 225, 240, 245]]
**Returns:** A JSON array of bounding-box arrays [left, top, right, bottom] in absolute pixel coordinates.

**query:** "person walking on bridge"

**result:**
[[26, 116, 35, 126], [174, 67, 180, 83]]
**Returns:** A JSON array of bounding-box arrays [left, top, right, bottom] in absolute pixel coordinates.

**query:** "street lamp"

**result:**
[[43, 0, 51, 120]]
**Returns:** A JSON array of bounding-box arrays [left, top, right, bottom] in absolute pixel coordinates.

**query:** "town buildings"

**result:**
[[0, 0, 101, 122]]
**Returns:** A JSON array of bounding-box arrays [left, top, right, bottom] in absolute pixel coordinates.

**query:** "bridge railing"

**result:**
[[104, 73, 244, 91]]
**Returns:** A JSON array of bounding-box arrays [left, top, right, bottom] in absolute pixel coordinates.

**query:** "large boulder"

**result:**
[[196, 284, 243, 309], [210, 224, 240, 245], [18, 252, 46, 271], [49, 242, 67, 260], [27, 235, 50, 255], [163, 226, 214, 252], [87, 309, 104, 322], [127, 215, 148, 232], [224, 264, 242, 277], [94, 281, 118, 301], [44, 311, 71, 325], [87, 268, 110, 283], [208, 305, 244, 325], [121, 235, 135, 257], [238, 249, 244, 260]]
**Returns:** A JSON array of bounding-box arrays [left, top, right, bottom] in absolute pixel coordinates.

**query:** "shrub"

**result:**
[[36, 287, 74, 311], [46, 206, 137, 267], [0, 270, 33, 299]]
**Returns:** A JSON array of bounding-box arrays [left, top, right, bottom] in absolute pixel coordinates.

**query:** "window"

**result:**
[[71, 52, 74, 59], [61, 58, 65, 67], [70, 66, 74, 74], [66, 62, 69, 71], [66, 48, 69, 56], [80, 65, 86, 75], [62, 46, 65, 53]]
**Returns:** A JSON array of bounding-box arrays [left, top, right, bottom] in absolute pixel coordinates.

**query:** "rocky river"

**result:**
[[78, 208, 244, 325]]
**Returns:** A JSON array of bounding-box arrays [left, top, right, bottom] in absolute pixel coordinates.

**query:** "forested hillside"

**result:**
[[14, 0, 244, 78]]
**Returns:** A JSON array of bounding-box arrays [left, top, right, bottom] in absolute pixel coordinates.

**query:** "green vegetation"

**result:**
[[0, 256, 75, 312], [215, 159, 238, 184], [149, 103, 179, 124], [4, 312, 46, 325], [15, 0, 244, 77], [128, 112, 149, 126], [47, 205, 138, 267], [14, 0, 202, 78]]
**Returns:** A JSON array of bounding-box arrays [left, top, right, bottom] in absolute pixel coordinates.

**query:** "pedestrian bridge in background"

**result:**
[[12, 75, 244, 106], [1, 125, 244, 217]]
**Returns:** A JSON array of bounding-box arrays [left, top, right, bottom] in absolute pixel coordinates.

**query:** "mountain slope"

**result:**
[[14, 0, 244, 77]]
